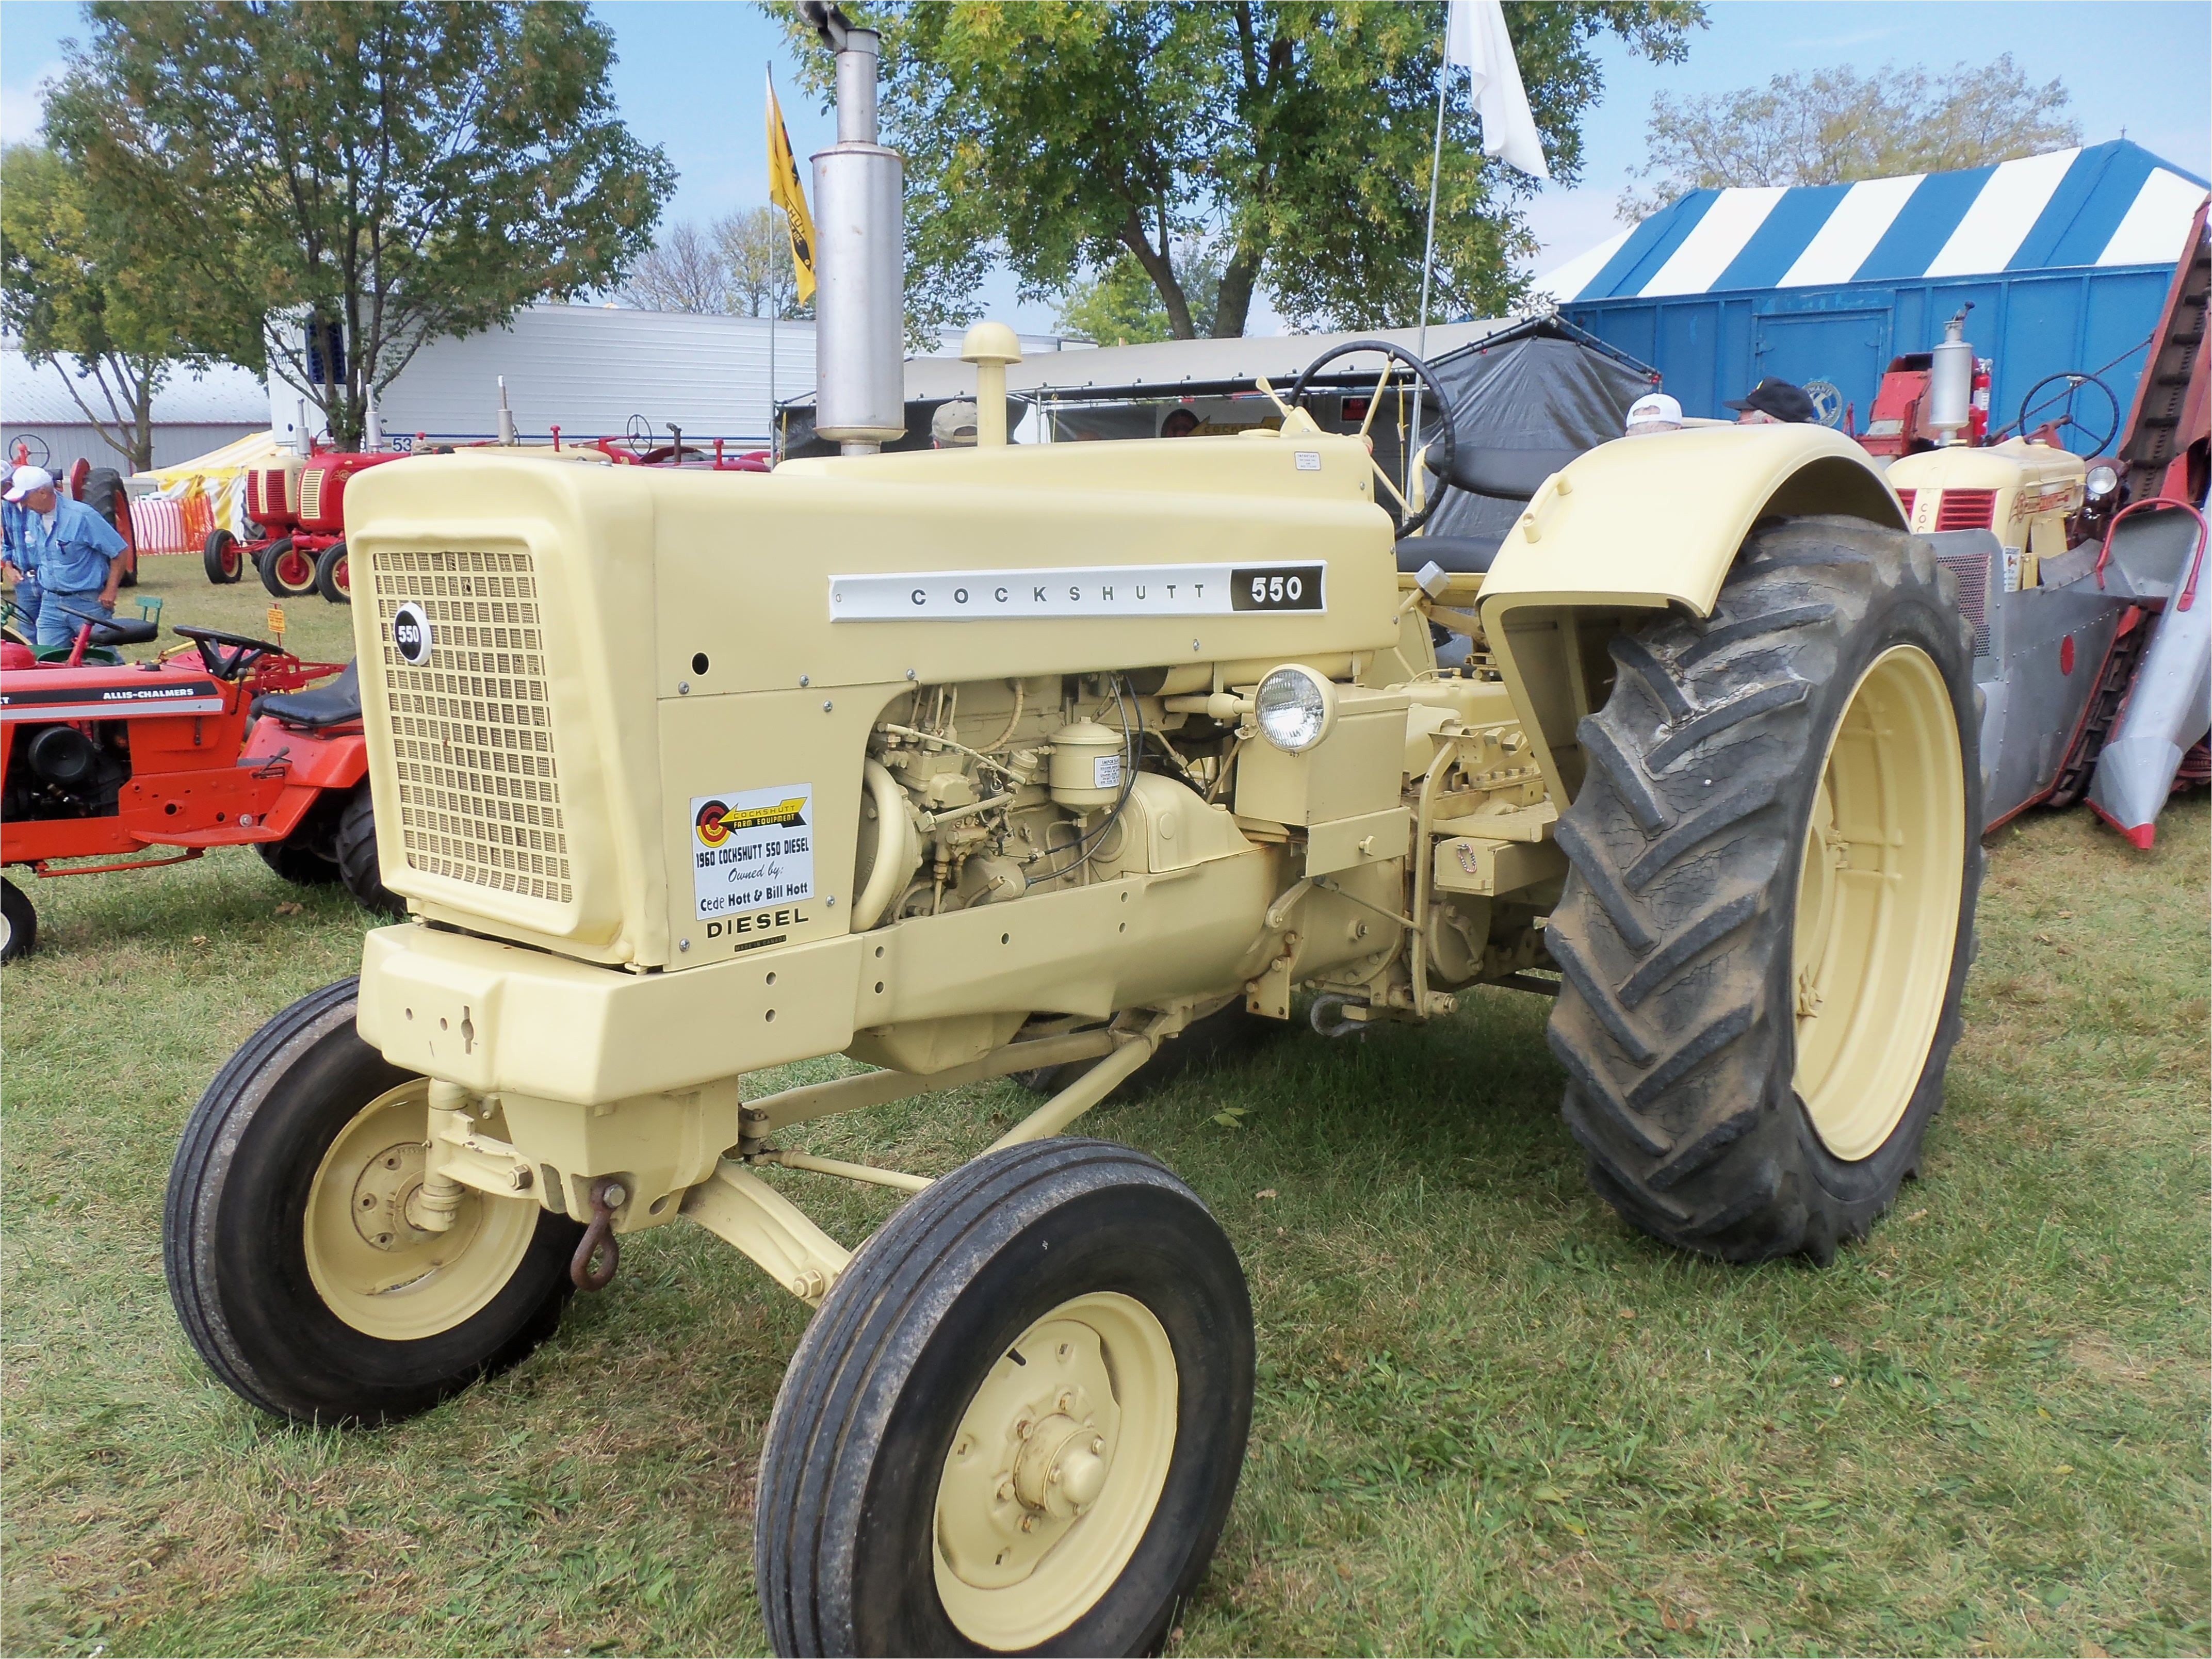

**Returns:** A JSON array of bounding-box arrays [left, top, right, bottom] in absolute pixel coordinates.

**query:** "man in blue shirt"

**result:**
[[1, 467, 45, 638], [5, 464, 128, 650]]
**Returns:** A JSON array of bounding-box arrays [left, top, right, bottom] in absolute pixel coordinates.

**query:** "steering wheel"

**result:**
[[1291, 339, 1460, 534], [9, 434, 51, 470], [624, 413, 656, 456], [2013, 371, 2120, 457], [173, 623, 286, 680]]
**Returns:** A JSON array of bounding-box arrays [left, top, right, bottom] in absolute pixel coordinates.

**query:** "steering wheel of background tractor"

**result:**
[[624, 414, 656, 457], [2014, 371, 2120, 457], [1290, 339, 1460, 534], [173, 623, 286, 681], [9, 434, 52, 470]]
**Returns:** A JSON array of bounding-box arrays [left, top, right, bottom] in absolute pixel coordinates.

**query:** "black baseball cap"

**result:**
[[1726, 378, 1819, 423]]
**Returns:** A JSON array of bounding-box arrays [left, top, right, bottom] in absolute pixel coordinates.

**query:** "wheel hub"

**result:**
[[350, 1141, 434, 1252]]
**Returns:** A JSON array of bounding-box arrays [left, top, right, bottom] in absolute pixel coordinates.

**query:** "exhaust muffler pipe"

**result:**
[[802, 2, 905, 454]]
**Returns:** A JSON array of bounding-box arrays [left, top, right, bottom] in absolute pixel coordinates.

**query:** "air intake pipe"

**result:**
[[801, 2, 905, 454]]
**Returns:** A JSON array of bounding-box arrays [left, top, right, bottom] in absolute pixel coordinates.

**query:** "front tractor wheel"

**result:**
[[757, 1139, 1253, 1656], [1546, 515, 1982, 1264], [203, 528, 243, 584], [164, 980, 584, 1423], [1, 876, 35, 964], [314, 539, 351, 604], [257, 536, 319, 599]]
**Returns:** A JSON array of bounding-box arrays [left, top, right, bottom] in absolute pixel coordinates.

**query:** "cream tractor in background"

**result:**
[[161, 10, 1985, 1655]]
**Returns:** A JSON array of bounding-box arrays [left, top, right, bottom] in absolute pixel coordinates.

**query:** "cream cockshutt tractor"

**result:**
[[160, 11, 1983, 1656]]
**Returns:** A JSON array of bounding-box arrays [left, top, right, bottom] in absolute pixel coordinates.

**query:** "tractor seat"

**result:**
[[46, 601, 160, 647], [259, 662, 363, 729], [1396, 534, 1503, 576]]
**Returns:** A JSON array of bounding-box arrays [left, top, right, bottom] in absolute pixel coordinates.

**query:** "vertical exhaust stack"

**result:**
[[802, 2, 905, 455], [1928, 304, 1975, 447]]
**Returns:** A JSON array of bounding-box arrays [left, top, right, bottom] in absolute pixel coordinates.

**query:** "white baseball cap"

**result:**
[[1625, 392, 1684, 432], [4, 464, 54, 502]]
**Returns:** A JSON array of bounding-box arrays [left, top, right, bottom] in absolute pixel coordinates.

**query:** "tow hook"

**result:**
[[1309, 994, 1370, 1038], [570, 1176, 627, 1290]]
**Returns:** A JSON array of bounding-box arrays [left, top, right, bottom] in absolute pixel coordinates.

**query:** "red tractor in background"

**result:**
[[204, 447, 401, 605], [5, 443, 139, 589], [0, 603, 397, 963]]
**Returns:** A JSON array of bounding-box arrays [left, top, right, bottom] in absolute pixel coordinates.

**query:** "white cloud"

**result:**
[[0, 61, 61, 144]]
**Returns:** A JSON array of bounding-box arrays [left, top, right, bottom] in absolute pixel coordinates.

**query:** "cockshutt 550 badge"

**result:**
[[392, 601, 433, 666], [691, 785, 815, 918]]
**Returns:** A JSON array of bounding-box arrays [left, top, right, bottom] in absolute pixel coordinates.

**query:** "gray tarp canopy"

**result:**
[[778, 319, 1655, 546]]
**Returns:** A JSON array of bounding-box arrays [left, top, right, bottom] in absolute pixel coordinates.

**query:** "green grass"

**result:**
[[4, 558, 2206, 1654]]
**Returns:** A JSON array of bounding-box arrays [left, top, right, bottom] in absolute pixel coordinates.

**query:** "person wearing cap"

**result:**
[[1, 472, 43, 637], [932, 400, 979, 448], [1159, 408, 1200, 438], [5, 463, 128, 650], [1726, 378, 1819, 425], [1624, 391, 1684, 436]]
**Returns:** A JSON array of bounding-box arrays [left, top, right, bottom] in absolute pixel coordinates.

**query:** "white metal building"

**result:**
[[268, 304, 1081, 451], [2, 347, 268, 474]]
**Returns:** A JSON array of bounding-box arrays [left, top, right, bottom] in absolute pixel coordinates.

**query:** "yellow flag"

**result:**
[[767, 72, 818, 305]]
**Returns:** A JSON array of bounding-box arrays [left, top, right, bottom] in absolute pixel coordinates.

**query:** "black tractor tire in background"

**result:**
[[335, 783, 402, 917], [164, 979, 583, 1424], [757, 1138, 1253, 1656], [257, 538, 318, 599], [314, 540, 350, 605], [83, 467, 136, 587], [204, 528, 244, 584], [1, 877, 36, 964], [1545, 515, 1982, 1265]]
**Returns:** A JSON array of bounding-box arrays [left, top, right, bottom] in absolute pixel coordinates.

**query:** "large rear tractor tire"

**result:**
[[1546, 515, 1982, 1264], [1, 877, 36, 964], [334, 782, 402, 917], [164, 980, 583, 1423], [757, 1138, 1252, 1656]]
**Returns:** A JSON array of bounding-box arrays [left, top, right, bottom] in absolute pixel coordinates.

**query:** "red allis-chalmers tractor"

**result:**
[[204, 449, 403, 605], [0, 607, 398, 962]]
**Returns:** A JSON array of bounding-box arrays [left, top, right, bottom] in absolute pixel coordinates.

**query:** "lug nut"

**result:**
[[509, 1166, 533, 1190]]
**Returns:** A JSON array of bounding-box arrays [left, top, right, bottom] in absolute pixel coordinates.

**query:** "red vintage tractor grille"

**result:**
[[1895, 488, 1915, 522], [248, 468, 286, 521], [368, 547, 571, 906], [1937, 548, 1992, 657], [1934, 489, 1996, 531]]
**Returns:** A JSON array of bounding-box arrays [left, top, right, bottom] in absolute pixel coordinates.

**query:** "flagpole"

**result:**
[[1408, 20, 1450, 508], [767, 63, 779, 459]]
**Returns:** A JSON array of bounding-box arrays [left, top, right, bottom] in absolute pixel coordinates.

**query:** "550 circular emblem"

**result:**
[[392, 601, 433, 666]]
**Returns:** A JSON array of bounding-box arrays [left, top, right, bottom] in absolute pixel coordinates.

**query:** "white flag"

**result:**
[[1445, 0, 1552, 181]]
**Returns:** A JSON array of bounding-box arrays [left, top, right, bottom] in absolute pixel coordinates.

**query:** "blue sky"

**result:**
[[4, 1, 2206, 334]]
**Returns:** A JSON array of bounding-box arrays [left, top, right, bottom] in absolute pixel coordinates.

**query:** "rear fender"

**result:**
[[1476, 426, 1903, 803]]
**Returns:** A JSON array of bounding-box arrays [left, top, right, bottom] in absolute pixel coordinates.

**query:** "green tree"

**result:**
[[45, 1, 674, 448], [1622, 56, 2080, 218], [783, 2, 1701, 341], [1055, 239, 1226, 344], [0, 144, 205, 471]]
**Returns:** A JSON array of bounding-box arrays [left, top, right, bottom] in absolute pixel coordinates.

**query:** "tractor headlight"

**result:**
[[2085, 463, 2120, 500], [1254, 665, 1337, 752]]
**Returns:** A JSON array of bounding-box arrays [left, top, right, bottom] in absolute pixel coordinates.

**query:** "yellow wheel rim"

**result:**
[[302, 1081, 539, 1341], [933, 1292, 1179, 1651], [1791, 645, 1965, 1161]]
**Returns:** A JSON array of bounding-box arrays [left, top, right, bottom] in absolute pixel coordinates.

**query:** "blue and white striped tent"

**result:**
[[1542, 141, 2209, 429]]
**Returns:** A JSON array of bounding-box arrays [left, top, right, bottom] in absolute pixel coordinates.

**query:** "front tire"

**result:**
[[1, 877, 35, 963], [314, 540, 350, 604], [204, 528, 243, 584], [757, 1138, 1253, 1656], [257, 537, 317, 599], [164, 980, 583, 1423], [1546, 515, 1982, 1264]]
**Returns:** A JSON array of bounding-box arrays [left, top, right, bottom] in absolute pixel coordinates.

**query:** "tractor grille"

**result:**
[[1938, 548, 1992, 657], [248, 468, 286, 521], [1934, 489, 1996, 531], [1895, 488, 1915, 523], [367, 548, 572, 905], [298, 466, 329, 525]]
